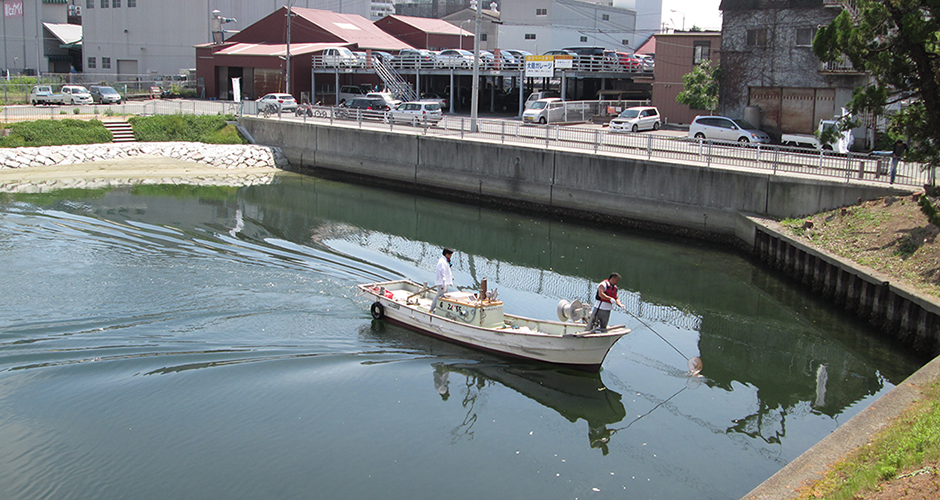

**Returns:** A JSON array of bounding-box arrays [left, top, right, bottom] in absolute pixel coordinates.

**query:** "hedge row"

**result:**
[[0, 114, 246, 148], [127, 114, 245, 144], [0, 119, 112, 147]]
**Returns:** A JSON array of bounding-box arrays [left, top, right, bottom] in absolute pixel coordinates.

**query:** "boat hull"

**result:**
[[359, 280, 628, 371]]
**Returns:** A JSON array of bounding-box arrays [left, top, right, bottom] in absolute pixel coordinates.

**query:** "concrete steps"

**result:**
[[103, 121, 135, 143]]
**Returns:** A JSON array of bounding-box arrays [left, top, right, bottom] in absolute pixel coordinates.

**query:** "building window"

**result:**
[[602, 14, 610, 21], [622, 39, 629, 46], [480, 33, 487, 41], [113, 0, 120, 7], [102, 57, 111, 69], [525, 33, 536, 40], [580, 36, 588, 42], [87, 57, 96, 69], [536, 8, 547, 15], [693, 41, 711, 64], [86, 0, 93, 8], [747, 29, 768, 46], [128, 0, 135, 6], [100, 0, 109, 7], [796, 28, 816, 46]]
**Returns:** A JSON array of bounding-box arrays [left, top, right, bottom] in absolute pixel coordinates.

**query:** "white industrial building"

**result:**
[[498, 0, 638, 55], [80, 0, 394, 80]]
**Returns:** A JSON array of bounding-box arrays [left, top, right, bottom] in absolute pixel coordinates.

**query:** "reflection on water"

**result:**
[[0, 175, 928, 500], [432, 362, 626, 454]]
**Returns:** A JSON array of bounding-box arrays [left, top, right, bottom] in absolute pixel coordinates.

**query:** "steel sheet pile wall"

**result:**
[[752, 223, 940, 355]]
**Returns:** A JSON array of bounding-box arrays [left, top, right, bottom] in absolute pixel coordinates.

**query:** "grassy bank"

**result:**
[[797, 380, 940, 499]]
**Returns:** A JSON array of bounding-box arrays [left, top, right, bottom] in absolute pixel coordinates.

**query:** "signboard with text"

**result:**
[[525, 55, 554, 78], [553, 55, 574, 70], [4, 0, 24, 18]]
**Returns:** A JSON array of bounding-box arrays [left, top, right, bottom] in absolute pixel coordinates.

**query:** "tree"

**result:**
[[814, 0, 940, 170], [676, 60, 720, 114]]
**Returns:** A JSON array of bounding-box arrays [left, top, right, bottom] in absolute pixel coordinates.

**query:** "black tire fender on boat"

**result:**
[[371, 302, 385, 319]]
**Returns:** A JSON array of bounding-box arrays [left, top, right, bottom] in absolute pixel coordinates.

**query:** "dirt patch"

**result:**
[[860, 461, 940, 499], [783, 194, 940, 299]]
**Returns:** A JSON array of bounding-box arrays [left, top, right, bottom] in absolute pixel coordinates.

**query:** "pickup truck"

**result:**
[[781, 119, 853, 153]]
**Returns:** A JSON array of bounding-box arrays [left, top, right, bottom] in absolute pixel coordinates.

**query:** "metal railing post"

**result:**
[[647, 134, 652, 159], [461, 117, 465, 139], [501, 121, 505, 143]]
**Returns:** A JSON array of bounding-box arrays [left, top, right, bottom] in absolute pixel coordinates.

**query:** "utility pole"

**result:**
[[470, 0, 482, 133], [285, 3, 293, 94]]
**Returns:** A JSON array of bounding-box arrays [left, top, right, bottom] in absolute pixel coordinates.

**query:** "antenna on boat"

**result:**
[[557, 299, 587, 323]]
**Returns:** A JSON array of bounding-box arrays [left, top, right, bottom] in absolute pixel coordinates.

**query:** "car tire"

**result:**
[[632, 124, 639, 133], [538, 117, 547, 124], [738, 137, 750, 143], [653, 122, 660, 131], [694, 132, 706, 140], [371, 302, 385, 319]]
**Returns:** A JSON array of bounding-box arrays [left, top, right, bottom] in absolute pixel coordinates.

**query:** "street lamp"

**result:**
[[670, 9, 685, 32], [460, 19, 471, 50]]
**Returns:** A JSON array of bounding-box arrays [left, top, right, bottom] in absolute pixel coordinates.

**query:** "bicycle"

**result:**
[[260, 102, 278, 118]]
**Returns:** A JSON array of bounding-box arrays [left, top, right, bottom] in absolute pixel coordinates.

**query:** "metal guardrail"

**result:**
[[310, 54, 654, 75], [259, 103, 927, 188]]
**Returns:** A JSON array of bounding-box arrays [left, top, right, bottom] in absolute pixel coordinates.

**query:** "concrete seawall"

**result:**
[[240, 117, 901, 242]]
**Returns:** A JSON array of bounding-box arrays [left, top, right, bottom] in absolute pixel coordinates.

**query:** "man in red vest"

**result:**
[[590, 273, 624, 331]]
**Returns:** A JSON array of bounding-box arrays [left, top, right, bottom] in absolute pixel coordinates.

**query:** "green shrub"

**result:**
[[0, 119, 112, 147], [127, 114, 245, 144]]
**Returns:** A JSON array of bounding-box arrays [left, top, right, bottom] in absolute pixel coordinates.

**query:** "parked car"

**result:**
[[394, 49, 435, 68], [523, 97, 565, 124], [89, 85, 122, 104], [525, 90, 560, 108], [338, 85, 372, 104], [605, 51, 642, 71], [371, 50, 394, 65], [504, 49, 533, 61], [319, 47, 361, 68], [337, 97, 391, 120], [256, 93, 298, 112], [419, 92, 448, 110], [28, 85, 54, 105], [563, 46, 606, 69], [635, 54, 655, 71], [388, 101, 443, 125], [436, 49, 474, 69], [609, 106, 661, 132], [688, 115, 771, 143], [366, 92, 402, 108], [58, 85, 94, 105]]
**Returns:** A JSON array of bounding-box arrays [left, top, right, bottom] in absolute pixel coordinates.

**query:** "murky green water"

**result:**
[[0, 174, 925, 500]]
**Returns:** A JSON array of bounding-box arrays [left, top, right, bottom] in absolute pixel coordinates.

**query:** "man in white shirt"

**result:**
[[429, 247, 454, 314], [590, 273, 623, 331]]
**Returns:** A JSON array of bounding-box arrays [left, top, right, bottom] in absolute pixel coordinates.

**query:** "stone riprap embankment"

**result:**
[[0, 142, 289, 170], [0, 142, 292, 194]]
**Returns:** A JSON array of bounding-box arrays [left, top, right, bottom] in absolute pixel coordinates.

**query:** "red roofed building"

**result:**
[[374, 15, 473, 50], [196, 7, 413, 100]]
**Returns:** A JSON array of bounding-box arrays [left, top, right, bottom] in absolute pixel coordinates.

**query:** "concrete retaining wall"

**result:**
[[241, 117, 900, 239]]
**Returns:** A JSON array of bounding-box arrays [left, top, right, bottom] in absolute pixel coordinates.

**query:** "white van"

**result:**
[[522, 98, 565, 124]]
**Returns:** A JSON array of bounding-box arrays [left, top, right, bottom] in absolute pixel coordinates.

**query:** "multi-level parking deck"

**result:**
[[310, 54, 653, 114]]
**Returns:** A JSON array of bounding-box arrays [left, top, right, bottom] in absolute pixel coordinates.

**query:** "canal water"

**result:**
[[0, 173, 925, 500]]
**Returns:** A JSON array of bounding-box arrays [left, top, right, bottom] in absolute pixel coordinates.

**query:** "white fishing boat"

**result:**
[[358, 279, 630, 371]]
